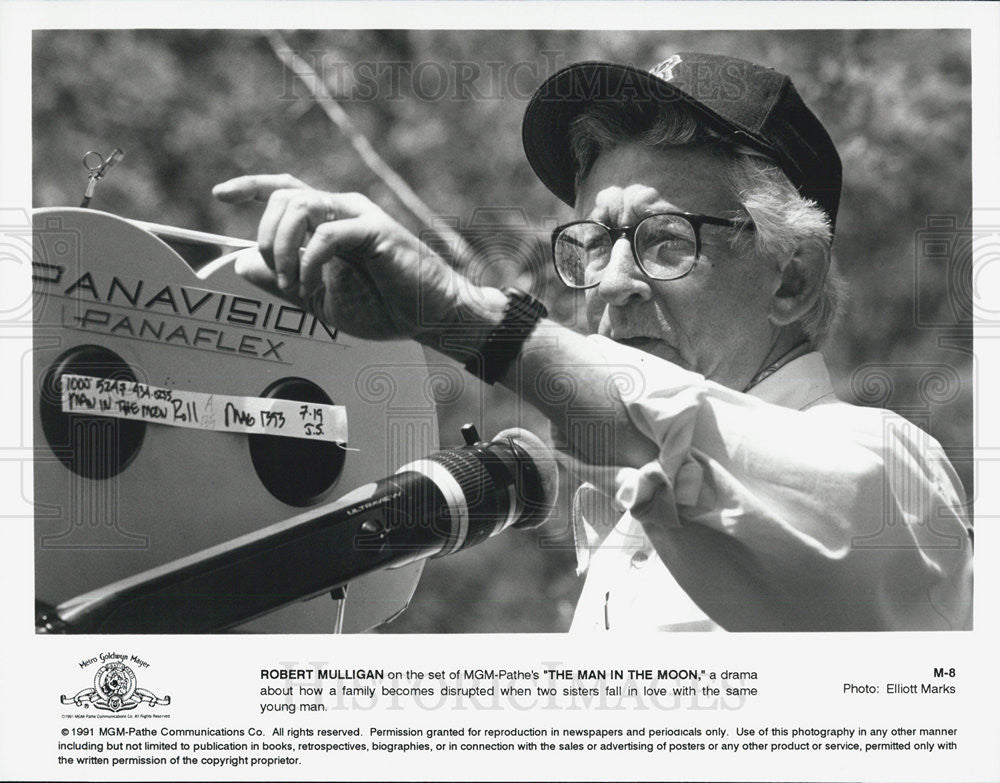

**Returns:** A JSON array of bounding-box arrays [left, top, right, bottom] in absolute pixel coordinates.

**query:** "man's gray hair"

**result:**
[[569, 101, 844, 346]]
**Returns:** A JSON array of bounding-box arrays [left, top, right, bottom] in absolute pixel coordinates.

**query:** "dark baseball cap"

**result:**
[[522, 53, 842, 230]]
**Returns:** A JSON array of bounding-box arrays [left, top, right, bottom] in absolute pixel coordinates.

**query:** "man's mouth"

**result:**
[[616, 336, 660, 350], [612, 335, 686, 367]]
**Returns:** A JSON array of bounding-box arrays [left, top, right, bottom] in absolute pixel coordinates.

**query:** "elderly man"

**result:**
[[214, 53, 972, 632]]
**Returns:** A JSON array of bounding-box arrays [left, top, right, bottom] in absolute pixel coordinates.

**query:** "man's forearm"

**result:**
[[417, 285, 659, 469]]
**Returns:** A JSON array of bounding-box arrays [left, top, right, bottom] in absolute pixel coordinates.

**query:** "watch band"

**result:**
[[463, 288, 548, 385]]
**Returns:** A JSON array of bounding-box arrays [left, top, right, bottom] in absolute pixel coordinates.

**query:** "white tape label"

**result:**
[[60, 374, 348, 443]]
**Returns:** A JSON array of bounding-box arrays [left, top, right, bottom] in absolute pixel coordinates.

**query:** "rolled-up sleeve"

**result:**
[[593, 337, 972, 632]]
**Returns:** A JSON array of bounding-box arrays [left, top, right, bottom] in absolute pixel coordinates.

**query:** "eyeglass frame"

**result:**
[[550, 211, 755, 288]]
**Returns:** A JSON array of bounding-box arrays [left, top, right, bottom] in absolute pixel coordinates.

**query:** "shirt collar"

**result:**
[[746, 351, 839, 410]]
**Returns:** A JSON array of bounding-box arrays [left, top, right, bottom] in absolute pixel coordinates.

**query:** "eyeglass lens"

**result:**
[[554, 214, 698, 287]]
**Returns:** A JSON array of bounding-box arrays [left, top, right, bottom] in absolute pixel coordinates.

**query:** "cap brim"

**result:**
[[522, 61, 776, 208]]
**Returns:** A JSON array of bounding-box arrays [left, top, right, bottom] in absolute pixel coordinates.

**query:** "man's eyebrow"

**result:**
[[581, 208, 610, 224], [594, 203, 679, 225], [635, 199, 687, 217]]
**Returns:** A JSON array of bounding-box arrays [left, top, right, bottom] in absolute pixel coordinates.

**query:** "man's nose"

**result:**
[[596, 237, 650, 305]]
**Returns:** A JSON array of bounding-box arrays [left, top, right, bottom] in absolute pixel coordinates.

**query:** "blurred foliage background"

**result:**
[[33, 29, 972, 632]]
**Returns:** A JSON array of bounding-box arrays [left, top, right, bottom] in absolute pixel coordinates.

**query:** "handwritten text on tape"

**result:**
[[60, 374, 347, 443]]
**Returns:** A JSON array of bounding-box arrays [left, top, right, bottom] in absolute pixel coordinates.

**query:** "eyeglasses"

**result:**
[[551, 212, 753, 289]]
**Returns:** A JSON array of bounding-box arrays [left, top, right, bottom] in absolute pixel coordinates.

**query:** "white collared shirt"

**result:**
[[570, 337, 972, 632]]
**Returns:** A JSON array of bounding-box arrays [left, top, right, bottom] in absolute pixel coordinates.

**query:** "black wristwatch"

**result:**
[[463, 288, 548, 385]]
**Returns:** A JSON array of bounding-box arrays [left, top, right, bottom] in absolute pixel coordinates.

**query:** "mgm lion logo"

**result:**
[[61, 662, 170, 712]]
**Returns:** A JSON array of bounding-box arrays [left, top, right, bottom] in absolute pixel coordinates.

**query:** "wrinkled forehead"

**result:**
[[574, 142, 741, 224]]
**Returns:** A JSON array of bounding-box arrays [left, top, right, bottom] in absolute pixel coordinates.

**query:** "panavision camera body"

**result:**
[[33, 207, 440, 632]]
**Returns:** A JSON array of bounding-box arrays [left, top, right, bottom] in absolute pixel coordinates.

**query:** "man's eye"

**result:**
[[644, 224, 686, 241], [562, 237, 602, 254], [645, 234, 687, 249]]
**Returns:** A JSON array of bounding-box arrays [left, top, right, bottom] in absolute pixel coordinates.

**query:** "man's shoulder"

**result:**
[[807, 398, 961, 486], [805, 395, 941, 447]]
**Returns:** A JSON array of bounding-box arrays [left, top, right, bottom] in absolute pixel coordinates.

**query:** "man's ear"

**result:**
[[768, 239, 829, 326]]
